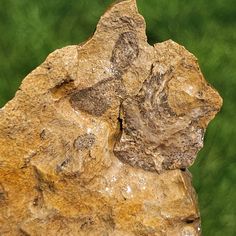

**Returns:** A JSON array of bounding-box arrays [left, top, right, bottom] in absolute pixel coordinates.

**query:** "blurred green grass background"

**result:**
[[0, 0, 235, 234]]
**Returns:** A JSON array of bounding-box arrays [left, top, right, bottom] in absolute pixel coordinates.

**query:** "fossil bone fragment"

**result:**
[[0, 0, 222, 235]]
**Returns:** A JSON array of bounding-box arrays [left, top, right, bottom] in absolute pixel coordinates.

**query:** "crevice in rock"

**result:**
[[50, 76, 75, 99], [113, 102, 124, 148], [80, 216, 95, 230], [118, 112, 123, 132]]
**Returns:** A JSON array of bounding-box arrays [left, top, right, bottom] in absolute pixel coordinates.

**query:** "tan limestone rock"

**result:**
[[0, 0, 222, 235]]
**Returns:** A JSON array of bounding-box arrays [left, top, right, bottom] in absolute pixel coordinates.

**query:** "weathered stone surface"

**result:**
[[0, 0, 222, 235]]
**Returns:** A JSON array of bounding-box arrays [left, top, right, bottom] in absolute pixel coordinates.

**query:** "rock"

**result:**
[[0, 0, 222, 235]]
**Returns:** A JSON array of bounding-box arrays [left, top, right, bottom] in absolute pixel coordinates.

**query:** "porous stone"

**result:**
[[0, 0, 222, 235]]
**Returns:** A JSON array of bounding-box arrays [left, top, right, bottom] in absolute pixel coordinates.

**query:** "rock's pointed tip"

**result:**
[[114, 0, 137, 4], [109, 0, 138, 11], [95, 0, 146, 40]]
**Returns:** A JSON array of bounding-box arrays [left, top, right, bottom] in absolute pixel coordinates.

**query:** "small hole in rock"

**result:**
[[185, 219, 195, 224]]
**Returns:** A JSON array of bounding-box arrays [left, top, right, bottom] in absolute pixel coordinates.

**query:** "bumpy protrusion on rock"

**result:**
[[0, 0, 222, 235]]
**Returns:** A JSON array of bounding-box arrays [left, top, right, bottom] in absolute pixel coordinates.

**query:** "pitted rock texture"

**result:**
[[0, 0, 222, 235]]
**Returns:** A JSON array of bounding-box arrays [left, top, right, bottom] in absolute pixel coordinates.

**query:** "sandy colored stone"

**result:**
[[0, 0, 222, 235]]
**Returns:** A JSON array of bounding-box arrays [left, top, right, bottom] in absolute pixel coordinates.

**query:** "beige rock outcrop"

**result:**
[[0, 0, 222, 235]]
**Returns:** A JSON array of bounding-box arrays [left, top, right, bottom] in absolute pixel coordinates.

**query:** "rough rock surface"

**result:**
[[0, 0, 222, 235]]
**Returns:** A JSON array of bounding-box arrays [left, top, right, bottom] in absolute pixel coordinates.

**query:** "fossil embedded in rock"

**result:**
[[0, 0, 222, 235], [114, 41, 222, 172]]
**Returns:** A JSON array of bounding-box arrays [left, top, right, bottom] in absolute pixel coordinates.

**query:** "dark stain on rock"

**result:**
[[40, 129, 46, 140], [114, 149, 156, 172], [133, 221, 156, 236], [32, 189, 44, 208], [70, 77, 125, 116], [0, 192, 5, 201], [80, 216, 95, 230], [101, 214, 115, 230], [111, 31, 139, 75], [0, 183, 7, 203], [56, 157, 71, 173], [74, 133, 96, 151]]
